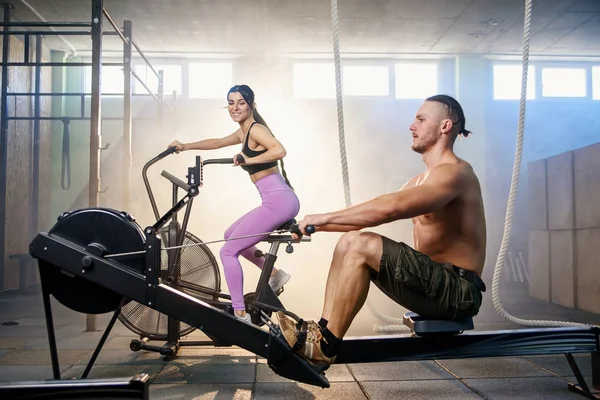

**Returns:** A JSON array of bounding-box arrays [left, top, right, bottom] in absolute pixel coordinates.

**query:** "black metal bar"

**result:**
[[31, 35, 42, 241], [0, 3, 11, 289], [6, 116, 157, 121], [0, 62, 122, 67], [132, 40, 159, 79], [158, 70, 164, 122], [335, 327, 600, 364], [131, 69, 159, 103], [122, 20, 132, 210], [0, 30, 91, 36], [23, 35, 29, 63], [88, 0, 104, 333], [101, 7, 127, 44], [0, 22, 91, 27], [81, 300, 125, 379], [7, 91, 157, 96], [566, 353, 592, 393], [40, 274, 61, 379], [594, 351, 600, 390]]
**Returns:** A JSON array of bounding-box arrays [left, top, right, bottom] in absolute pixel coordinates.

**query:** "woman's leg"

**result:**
[[219, 189, 299, 315]]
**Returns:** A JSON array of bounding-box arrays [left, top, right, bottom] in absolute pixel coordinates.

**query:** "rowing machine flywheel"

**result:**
[[39, 207, 146, 314]]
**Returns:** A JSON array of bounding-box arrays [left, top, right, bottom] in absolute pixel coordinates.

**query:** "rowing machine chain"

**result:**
[[105, 228, 299, 258]]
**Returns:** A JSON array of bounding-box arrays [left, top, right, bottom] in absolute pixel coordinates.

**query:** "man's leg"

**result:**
[[324, 231, 383, 339], [277, 231, 383, 365]]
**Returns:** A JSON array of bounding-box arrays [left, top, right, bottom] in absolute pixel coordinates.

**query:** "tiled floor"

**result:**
[[0, 286, 598, 399]]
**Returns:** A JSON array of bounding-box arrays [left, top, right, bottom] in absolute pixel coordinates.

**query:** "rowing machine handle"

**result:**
[[159, 146, 177, 158], [236, 154, 245, 164], [202, 155, 244, 165], [290, 224, 316, 235]]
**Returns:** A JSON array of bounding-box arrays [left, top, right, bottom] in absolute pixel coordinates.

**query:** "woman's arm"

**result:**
[[182, 130, 242, 151], [240, 124, 286, 164]]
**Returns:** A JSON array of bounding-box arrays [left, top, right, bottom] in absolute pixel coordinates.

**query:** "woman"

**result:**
[[168, 84, 299, 323]]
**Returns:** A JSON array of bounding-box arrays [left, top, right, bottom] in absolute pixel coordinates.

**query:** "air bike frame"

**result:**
[[29, 151, 599, 396]]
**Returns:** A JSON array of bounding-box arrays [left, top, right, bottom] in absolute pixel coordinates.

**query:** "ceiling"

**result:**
[[4, 0, 600, 58]]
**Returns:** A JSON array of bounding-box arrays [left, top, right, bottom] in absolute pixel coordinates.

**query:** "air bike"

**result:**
[[29, 148, 599, 397]]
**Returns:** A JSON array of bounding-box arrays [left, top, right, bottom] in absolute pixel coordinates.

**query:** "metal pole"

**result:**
[[0, 3, 12, 289], [87, 0, 103, 332], [31, 35, 42, 239], [157, 70, 164, 127], [122, 20, 132, 210]]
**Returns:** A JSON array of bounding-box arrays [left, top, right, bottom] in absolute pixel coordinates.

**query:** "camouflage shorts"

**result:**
[[372, 236, 484, 320]]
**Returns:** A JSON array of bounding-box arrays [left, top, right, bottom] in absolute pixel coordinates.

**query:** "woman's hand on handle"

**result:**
[[233, 153, 247, 166], [168, 140, 186, 153]]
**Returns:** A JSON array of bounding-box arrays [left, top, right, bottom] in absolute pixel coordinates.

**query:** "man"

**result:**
[[277, 94, 487, 366]]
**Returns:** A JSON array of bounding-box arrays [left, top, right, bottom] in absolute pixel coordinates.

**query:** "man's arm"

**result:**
[[323, 164, 466, 228]]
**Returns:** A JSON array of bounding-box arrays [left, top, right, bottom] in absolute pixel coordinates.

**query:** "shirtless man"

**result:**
[[277, 94, 487, 366]]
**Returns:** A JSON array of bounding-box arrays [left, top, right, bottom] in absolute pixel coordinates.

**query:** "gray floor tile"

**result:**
[[150, 383, 254, 400], [465, 376, 594, 399], [254, 381, 366, 400], [75, 349, 165, 365], [28, 331, 113, 350], [0, 325, 48, 338], [348, 360, 454, 381], [362, 379, 482, 399], [153, 363, 256, 384], [0, 365, 69, 382], [0, 336, 45, 349], [524, 354, 592, 377], [0, 349, 91, 366], [256, 363, 354, 383], [437, 357, 553, 378], [61, 364, 163, 380]]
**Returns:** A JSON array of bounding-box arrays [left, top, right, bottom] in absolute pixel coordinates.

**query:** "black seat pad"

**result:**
[[277, 219, 296, 230]]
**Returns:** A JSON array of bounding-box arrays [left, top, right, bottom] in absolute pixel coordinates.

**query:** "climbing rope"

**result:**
[[330, 0, 351, 208], [329, 0, 407, 330], [490, 0, 591, 328]]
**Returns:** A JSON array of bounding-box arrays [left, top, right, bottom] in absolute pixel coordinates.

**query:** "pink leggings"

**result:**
[[220, 173, 300, 310]]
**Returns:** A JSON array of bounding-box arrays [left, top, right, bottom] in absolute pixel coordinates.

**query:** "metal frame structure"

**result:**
[[0, 0, 166, 303]]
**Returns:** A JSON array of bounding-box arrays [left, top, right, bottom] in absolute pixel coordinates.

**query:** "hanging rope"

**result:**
[[330, 0, 352, 208], [490, 0, 592, 328], [329, 0, 407, 330]]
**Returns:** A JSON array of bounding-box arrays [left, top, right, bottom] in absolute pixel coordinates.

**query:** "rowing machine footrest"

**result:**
[[403, 312, 474, 336], [266, 327, 330, 388]]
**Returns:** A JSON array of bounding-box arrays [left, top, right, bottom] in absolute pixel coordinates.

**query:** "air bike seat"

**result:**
[[403, 312, 474, 337]]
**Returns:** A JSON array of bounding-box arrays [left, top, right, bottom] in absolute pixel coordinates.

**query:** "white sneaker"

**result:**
[[235, 313, 252, 324], [269, 269, 291, 294]]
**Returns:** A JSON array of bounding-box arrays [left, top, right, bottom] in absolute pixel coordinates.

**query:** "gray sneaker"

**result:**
[[235, 313, 252, 324], [269, 269, 291, 294]]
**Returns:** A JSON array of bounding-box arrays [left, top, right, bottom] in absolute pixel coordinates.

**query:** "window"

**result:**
[[84, 65, 124, 95], [343, 65, 389, 96], [293, 62, 336, 99], [594, 66, 600, 100], [542, 68, 586, 98], [395, 63, 438, 99], [492, 64, 536, 100], [134, 64, 182, 96], [189, 62, 233, 99]]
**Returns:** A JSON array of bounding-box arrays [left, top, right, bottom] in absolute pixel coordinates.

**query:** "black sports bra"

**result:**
[[241, 122, 278, 175]]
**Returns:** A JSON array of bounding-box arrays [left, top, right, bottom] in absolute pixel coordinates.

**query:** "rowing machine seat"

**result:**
[[403, 312, 474, 336], [277, 219, 296, 231]]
